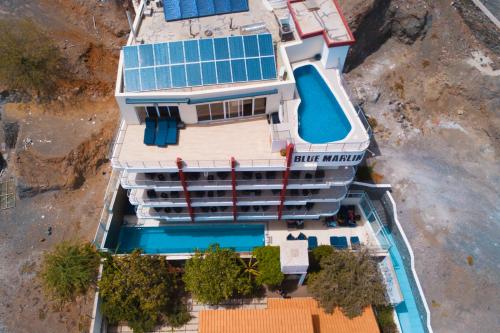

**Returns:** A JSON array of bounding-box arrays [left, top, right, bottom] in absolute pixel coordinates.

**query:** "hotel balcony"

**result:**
[[128, 186, 347, 207], [136, 202, 340, 222], [120, 167, 355, 190]]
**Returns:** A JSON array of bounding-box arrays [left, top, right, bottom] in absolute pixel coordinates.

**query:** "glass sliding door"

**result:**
[[196, 97, 267, 122]]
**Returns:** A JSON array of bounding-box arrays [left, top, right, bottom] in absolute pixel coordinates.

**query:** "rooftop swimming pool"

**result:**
[[112, 224, 265, 254], [294, 64, 352, 144]]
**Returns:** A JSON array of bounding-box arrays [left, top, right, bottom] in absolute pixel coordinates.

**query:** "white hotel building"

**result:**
[[111, 0, 372, 226]]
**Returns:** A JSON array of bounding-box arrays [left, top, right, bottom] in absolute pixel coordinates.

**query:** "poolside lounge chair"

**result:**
[[155, 118, 169, 147], [286, 233, 296, 241], [330, 236, 348, 250], [165, 120, 178, 144], [297, 232, 307, 240], [308, 236, 318, 250], [143, 118, 156, 145], [350, 236, 361, 249]]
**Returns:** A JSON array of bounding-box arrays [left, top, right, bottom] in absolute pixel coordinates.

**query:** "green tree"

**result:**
[[309, 249, 387, 318], [98, 250, 189, 333], [183, 244, 252, 305], [0, 18, 63, 95], [253, 246, 284, 288], [309, 245, 334, 272], [40, 241, 100, 302]]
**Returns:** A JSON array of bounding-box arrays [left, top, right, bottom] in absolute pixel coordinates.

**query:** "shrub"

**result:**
[[98, 250, 189, 332], [183, 244, 252, 305], [0, 18, 63, 95], [309, 249, 386, 318], [375, 305, 398, 333], [253, 246, 284, 288], [40, 242, 100, 302]]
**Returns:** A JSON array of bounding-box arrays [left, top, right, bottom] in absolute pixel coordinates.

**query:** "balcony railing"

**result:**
[[121, 167, 355, 189], [137, 202, 340, 220], [129, 185, 348, 206], [271, 122, 370, 153]]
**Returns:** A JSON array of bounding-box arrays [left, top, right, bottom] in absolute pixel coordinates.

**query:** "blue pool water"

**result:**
[[385, 228, 426, 333], [115, 224, 265, 254], [294, 65, 352, 144]]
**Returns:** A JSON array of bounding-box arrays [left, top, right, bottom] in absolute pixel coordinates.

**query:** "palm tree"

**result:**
[[239, 256, 260, 280]]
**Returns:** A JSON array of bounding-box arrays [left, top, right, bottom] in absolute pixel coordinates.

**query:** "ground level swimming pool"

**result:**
[[113, 223, 265, 254], [294, 64, 352, 144]]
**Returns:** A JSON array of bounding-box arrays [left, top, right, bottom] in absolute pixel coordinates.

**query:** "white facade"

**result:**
[[111, 0, 371, 223]]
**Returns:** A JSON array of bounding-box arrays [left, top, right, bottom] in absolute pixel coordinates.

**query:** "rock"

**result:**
[[370, 91, 381, 103], [457, 109, 464, 115]]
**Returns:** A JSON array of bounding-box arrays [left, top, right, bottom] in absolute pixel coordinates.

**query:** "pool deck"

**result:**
[[116, 202, 387, 258]]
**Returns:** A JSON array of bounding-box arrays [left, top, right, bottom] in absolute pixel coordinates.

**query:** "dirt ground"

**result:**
[[339, 0, 499, 332], [0, 0, 498, 333], [0, 1, 129, 332]]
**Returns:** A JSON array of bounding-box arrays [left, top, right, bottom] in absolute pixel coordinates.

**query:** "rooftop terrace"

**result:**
[[289, 0, 354, 46], [134, 0, 283, 45], [112, 117, 285, 169]]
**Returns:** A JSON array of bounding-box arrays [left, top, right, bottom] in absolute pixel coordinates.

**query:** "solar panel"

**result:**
[[122, 33, 277, 92], [164, 0, 248, 21]]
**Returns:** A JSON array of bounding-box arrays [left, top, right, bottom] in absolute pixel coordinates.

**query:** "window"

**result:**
[[146, 106, 158, 118], [196, 97, 268, 122], [196, 104, 211, 121], [254, 98, 266, 115], [226, 101, 239, 118], [143, 105, 181, 120], [211, 103, 224, 120], [242, 99, 253, 116], [168, 106, 180, 120], [158, 106, 170, 118], [135, 107, 147, 123]]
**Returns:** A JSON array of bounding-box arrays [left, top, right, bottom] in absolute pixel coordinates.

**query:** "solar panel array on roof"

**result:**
[[164, 0, 249, 21], [122, 34, 277, 93]]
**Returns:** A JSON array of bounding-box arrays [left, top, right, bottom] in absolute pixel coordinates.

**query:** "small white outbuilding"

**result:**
[[280, 240, 309, 285]]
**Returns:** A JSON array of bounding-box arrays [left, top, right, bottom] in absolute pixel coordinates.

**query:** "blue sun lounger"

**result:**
[[286, 233, 296, 241], [308, 236, 318, 250], [155, 118, 169, 147], [165, 120, 178, 144], [330, 236, 348, 250], [144, 118, 156, 145], [297, 232, 307, 240], [350, 236, 361, 249]]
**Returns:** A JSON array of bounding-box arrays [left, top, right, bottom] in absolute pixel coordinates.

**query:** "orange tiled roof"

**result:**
[[199, 308, 315, 333], [268, 298, 380, 333]]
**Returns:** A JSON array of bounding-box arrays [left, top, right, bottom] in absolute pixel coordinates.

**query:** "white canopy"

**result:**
[[280, 240, 309, 275]]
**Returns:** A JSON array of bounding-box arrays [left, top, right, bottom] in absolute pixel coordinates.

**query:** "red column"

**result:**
[[278, 144, 294, 220], [231, 157, 237, 222], [176, 158, 194, 222]]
